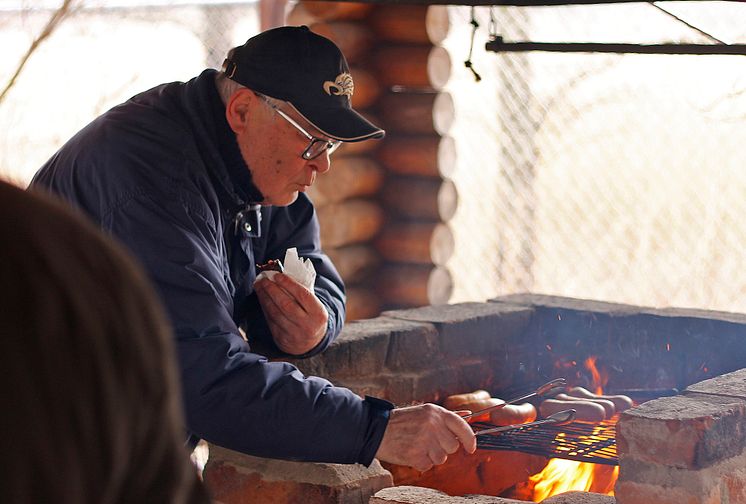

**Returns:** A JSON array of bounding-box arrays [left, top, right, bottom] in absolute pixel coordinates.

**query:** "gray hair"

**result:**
[[214, 72, 284, 112], [215, 72, 246, 105]]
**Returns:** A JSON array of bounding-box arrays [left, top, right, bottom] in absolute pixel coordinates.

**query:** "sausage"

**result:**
[[443, 390, 491, 411], [490, 402, 537, 426], [459, 397, 504, 421], [539, 398, 606, 423], [566, 386, 634, 412], [554, 393, 615, 417]]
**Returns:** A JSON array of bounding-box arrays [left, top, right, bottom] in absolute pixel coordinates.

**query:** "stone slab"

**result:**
[[370, 486, 523, 504], [686, 367, 746, 400], [383, 302, 532, 357], [541, 491, 615, 504], [491, 294, 746, 324], [287, 317, 436, 380], [615, 481, 719, 504], [205, 445, 393, 504], [618, 393, 746, 469]]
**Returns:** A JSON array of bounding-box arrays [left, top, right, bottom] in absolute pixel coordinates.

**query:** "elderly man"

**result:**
[[31, 25, 475, 471]]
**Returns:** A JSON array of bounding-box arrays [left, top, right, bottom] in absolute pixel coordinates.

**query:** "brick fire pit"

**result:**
[[203, 294, 746, 503]]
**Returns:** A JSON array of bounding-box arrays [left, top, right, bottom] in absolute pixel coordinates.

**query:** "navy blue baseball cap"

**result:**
[[222, 25, 385, 142]]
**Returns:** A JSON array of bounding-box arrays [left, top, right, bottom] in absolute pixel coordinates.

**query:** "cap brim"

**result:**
[[289, 103, 385, 143]]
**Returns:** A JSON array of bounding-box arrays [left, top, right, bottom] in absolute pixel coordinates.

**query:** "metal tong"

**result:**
[[462, 377, 567, 421], [474, 409, 577, 436]]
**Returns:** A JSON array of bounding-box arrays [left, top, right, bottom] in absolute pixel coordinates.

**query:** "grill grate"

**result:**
[[474, 416, 619, 465]]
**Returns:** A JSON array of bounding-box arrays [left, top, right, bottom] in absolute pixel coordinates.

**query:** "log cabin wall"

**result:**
[[288, 1, 458, 320]]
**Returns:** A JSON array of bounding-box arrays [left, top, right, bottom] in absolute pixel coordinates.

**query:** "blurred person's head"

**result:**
[[0, 181, 209, 504]]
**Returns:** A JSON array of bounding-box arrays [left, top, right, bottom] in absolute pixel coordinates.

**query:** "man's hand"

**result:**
[[254, 273, 328, 356], [375, 404, 476, 472]]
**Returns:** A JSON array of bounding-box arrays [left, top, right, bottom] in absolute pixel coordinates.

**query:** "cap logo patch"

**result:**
[[323, 73, 354, 97]]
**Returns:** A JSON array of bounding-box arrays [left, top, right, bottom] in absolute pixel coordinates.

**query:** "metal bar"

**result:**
[[486, 40, 746, 55], [309, 0, 737, 6], [475, 418, 620, 465]]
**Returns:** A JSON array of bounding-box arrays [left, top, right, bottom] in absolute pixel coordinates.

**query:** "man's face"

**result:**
[[234, 94, 332, 207]]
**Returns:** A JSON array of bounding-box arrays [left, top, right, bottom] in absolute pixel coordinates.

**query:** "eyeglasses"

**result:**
[[259, 96, 342, 161]]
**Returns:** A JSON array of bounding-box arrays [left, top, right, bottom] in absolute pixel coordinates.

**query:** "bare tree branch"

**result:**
[[0, 0, 81, 106]]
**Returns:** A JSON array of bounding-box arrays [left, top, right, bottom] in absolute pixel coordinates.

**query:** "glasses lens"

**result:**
[[303, 139, 341, 160]]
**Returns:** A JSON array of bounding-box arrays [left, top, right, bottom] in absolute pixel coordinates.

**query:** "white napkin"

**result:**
[[255, 247, 316, 290]]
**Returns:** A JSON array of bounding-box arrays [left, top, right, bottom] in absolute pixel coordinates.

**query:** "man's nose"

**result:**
[[309, 151, 331, 174]]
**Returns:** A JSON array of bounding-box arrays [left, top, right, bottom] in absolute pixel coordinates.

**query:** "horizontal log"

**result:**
[[375, 221, 454, 265], [377, 135, 456, 178], [378, 91, 454, 135], [369, 5, 450, 45], [376, 264, 453, 307], [288, 1, 373, 25], [381, 176, 458, 221], [309, 21, 373, 61], [313, 156, 384, 204], [333, 112, 384, 157], [317, 199, 384, 248], [345, 286, 382, 321], [373, 45, 451, 90], [350, 66, 382, 110], [326, 244, 381, 283]]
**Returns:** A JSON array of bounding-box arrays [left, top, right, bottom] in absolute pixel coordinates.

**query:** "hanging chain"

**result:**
[[464, 6, 482, 82]]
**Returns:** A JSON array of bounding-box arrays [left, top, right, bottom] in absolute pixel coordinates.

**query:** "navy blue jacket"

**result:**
[[31, 69, 391, 465]]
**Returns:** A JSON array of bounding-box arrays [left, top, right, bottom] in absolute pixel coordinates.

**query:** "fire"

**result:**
[[530, 459, 618, 501], [529, 356, 618, 500], [583, 356, 607, 396]]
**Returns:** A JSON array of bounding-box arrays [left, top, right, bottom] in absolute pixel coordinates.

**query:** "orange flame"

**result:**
[[583, 356, 608, 396], [529, 356, 618, 500], [530, 460, 618, 501]]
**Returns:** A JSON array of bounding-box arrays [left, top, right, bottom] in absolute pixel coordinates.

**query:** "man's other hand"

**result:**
[[375, 404, 477, 472], [254, 273, 328, 355]]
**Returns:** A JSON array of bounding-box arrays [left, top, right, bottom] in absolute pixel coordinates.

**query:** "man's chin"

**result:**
[[267, 192, 299, 207]]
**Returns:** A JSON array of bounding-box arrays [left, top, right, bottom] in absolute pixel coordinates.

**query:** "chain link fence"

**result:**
[[443, 3, 746, 313]]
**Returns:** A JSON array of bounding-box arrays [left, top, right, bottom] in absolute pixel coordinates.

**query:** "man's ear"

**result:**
[[225, 88, 256, 134]]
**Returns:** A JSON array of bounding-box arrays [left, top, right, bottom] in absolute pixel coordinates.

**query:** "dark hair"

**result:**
[[0, 182, 209, 504]]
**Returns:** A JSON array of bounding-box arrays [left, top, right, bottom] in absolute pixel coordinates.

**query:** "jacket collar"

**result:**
[[183, 69, 264, 206]]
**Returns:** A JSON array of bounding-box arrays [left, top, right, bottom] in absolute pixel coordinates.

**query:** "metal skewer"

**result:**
[[474, 409, 577, 436], [462, 378, 566, 420]]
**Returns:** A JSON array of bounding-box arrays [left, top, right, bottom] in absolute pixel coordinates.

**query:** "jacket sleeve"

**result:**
[[248, 194, 346, 359], [105, 190, 390, 464]]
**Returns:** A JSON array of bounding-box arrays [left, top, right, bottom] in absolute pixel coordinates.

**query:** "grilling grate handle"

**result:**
[[474, 408, 577, 436]]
